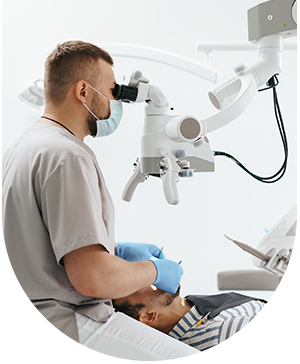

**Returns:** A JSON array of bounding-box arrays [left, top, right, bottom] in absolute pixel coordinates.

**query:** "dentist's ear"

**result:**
[[74, 81, 88, 102], [139, 311, 158, 326]]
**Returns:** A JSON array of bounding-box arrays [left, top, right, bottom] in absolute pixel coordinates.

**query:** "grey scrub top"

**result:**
[[2, 123, 116, 341]]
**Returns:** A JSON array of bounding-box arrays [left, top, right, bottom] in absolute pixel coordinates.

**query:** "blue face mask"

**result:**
[[82, 84, 123, 138]]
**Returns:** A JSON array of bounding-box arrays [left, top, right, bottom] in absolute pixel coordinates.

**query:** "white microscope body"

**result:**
[[121, 71, 214, 205], [121, 0, 297, 205]]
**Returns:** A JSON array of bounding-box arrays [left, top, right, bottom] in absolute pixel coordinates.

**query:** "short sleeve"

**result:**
[[41, 155, 115, 265]]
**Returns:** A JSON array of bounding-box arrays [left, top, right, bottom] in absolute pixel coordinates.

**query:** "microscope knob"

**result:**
[[234, 63, 246, 74], [179, 169, 193, 177], [132, 70, 143, 80], [176, 150, 187, 159]]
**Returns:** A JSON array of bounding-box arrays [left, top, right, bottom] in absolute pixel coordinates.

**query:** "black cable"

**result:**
[[213, 74, 288, 184]]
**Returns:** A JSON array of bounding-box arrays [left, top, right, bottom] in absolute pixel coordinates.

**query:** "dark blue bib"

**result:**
[[185, 292, 267, 318]]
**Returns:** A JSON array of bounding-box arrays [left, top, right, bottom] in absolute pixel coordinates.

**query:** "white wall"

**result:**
[[2, 0, 298, 362]]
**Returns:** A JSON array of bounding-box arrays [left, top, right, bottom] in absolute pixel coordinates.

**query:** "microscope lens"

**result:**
[[113, 85, 138, 102], [112, 84, 121, 99]]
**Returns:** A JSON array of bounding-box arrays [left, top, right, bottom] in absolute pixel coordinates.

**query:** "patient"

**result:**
[[113, 285, 266, 351]]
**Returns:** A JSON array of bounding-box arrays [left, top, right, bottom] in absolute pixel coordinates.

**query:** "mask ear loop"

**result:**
[[87, 84, 110, 102], [82, 102, 100, 120]]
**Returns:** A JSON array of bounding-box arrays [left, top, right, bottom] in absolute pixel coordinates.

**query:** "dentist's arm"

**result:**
[[63, 244, 182, 299]]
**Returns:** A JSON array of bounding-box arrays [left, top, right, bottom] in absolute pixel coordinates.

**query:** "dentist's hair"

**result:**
[[44, 40, 113, 106]]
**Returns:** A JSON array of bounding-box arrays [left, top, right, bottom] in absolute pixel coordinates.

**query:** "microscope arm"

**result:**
[[200, 34, 285, 135], [200, 0, 297, 135], [200, 72, 258, 135]]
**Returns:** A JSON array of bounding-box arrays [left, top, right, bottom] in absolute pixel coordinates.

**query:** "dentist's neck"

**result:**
[[39, 99, 90, 141]]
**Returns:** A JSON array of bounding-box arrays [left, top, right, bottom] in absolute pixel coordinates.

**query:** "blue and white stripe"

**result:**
[[169, 301, 297, 361]]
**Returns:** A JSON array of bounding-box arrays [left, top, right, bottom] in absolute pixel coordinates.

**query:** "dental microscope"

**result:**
[[115, 71, 213, 206], [116, 0, 297, 206]]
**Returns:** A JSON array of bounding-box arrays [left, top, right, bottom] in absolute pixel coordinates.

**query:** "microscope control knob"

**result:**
[[176, 150, 187, 159], [179, 169, 194, 178], [234, 63, 246, 74]]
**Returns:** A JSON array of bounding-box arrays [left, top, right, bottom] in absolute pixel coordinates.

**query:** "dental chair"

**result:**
[[218, 269, 290, 306]]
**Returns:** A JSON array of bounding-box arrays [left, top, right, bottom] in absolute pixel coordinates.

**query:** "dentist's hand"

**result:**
[[151, 259, 183, 294], [116, 242, 166, 262]]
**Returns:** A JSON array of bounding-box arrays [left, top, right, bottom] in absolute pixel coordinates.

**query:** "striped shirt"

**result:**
[[169, 301, 297, 361]]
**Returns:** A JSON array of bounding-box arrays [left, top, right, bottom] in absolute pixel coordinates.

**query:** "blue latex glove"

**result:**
[[151, 259, 183, 294], [116, 242, 166, 262]]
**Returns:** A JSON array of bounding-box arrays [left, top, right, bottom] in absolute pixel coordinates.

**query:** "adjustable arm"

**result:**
[[200, 0, 297, 135], [201, 34, 284, 134]]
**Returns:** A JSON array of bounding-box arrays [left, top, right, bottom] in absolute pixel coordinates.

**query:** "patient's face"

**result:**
[[113, 285, 180, 308]]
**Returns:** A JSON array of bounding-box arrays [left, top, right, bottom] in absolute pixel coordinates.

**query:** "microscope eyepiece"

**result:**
[[113, 84, 138, 102]]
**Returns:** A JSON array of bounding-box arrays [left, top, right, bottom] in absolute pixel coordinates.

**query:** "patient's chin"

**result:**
[[164, 286, 181, 306]]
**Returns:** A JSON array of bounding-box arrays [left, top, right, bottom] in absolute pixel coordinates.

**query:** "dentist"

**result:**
[[2, 41, 185, 357]]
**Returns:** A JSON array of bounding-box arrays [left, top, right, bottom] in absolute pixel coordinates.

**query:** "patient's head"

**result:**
[[113, 285, 180, 319], [113, 285, 191, 334]]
